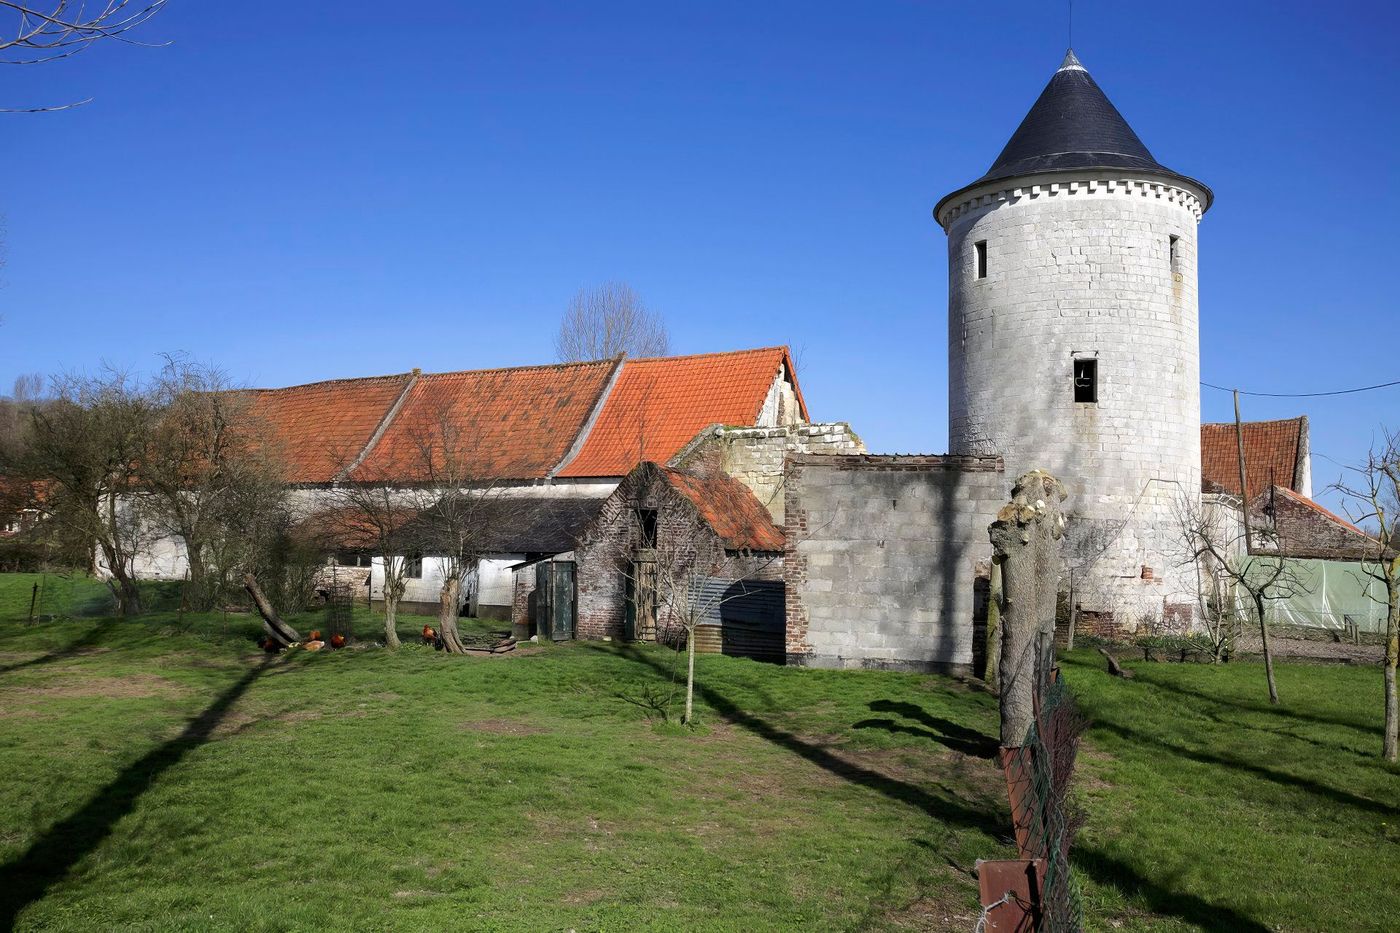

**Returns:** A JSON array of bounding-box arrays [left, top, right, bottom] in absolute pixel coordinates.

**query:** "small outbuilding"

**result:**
[[517, 461, 786, 660]]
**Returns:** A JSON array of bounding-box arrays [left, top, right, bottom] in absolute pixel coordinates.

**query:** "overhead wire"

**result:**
[[1200, 379, 1400, 399]]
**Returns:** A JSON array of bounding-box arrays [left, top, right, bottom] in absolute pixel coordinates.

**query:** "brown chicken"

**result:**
[[329, 633, 346, 649]]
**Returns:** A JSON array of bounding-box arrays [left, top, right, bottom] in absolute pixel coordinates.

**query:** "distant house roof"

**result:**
[[658, 466, 785, 553], [303, 496, 606, 556], [350, 361, 618, 484], [469, 496, 607, 554], [556, 347, 804, 478], [1201, 417, 1308, 497], [1253, 485, 1384, 561], [239, 347, 805, 487], [246, 374, 414, 485]]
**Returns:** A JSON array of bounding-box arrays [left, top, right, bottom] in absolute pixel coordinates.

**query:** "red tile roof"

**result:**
[[557, 347, 804, 478], [351, 361, 617, 483], [1201, 417, 1306, 497], [659, 466, 785, 552], [240, 346, 804, 486], [246, 375, 414, 485]]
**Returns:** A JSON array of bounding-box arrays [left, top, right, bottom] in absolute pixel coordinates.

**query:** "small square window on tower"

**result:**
[[974, 240, 988, 279], [1169, 235, 1181, 273], [1073, 358, 1098, 404]]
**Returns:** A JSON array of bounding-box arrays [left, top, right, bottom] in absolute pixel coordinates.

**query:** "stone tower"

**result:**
[[936, 50, 1212, 625]]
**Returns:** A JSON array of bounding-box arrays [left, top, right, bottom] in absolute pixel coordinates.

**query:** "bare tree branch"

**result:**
[[554, 281, 670, 362], [0, 1, 169, 112]]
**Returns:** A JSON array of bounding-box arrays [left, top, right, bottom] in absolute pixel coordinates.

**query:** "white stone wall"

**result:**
[[942, 172, 1208, 625], [784, 454, 1005, 672], [703, 423, 866, 523]]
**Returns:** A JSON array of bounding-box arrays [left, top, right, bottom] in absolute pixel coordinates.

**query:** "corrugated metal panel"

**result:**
[[691, 578, 785, 663]]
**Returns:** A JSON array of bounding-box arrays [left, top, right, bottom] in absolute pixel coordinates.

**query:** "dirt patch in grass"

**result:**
[[562, 889, 606, 906], [3, 672, 182, 701], [459, 717, 546, 736]]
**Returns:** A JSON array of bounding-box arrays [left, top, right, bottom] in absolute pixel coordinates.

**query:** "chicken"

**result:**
[[304, 640, 326, 651], [422, 625, 443, 649], [329, 634, 346, 649]]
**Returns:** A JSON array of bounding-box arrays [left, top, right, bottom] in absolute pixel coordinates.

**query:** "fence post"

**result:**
[[28, 581, 39, 623]]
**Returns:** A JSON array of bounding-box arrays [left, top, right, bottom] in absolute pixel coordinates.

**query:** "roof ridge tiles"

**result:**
[[623, 345, 791, 364]]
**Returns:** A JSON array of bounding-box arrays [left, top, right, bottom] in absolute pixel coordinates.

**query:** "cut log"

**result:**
[[243, 573, 302, 648], [1097, 646, 1134, 679]]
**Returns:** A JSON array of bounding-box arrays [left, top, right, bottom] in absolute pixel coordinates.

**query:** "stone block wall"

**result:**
[[671, 423, 865, 524], [784, 453, 1004, 672]]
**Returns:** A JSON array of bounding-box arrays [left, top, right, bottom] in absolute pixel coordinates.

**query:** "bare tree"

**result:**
[[0, 1, 169, 112], [1333, 430, 1400, 761], [1170, 496, 1243, 664], [21, 369, 156, 614], [322, 470, 418, 649], [554, 281, 669, 362], [1176, 491, 1311, 704], [143, 356, 285, 610], [396, 413, 524, 655]]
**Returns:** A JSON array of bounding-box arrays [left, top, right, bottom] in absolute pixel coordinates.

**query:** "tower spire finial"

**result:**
[[1058, 48, 1085, 73]]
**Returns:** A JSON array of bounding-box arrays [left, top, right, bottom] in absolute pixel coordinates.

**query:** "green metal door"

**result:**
[[534, 562, 552, 639], [549, 561, 575, 641]]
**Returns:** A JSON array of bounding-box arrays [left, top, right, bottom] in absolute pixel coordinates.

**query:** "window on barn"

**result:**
[[974, 240, 988, 279], [1073, 358, 1098, 404], [404, 553, 423, 579], [636, 508, 658, 548]]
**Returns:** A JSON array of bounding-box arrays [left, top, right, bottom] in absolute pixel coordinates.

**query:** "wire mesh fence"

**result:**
[[1003, 676, 1086, 932]]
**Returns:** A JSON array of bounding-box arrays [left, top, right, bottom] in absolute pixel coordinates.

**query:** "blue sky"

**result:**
[[0, 1, 1395, 508]]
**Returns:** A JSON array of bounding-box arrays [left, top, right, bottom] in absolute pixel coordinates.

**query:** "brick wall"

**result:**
[[574, 466, 781, 641], [784, 453, 1004, 673]]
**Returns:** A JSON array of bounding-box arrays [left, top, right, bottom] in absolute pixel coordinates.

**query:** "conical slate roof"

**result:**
[[938, 50, 1211, 214]]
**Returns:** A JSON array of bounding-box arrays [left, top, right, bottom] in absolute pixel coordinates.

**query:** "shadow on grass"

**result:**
[[1091, 718, 1398, 818], [1063, 655, 1379, 735], [855, 699, 998, 759], [0, 657, 276, 928], [0, 620, 121, 675], [597, 642, 1273, 932], [592, 642, 1005, 837]]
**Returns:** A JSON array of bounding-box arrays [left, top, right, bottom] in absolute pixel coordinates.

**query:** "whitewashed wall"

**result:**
[[941, 171, 1209, 625]]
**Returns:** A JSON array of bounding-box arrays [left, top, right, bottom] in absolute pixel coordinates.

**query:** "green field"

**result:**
[[0, 572, 1396, 931]]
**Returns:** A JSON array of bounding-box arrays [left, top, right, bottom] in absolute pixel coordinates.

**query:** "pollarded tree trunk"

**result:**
[[1254, 593, 1280, 705], [985, 559, 1002, 693], [383, 590, 402, 649], [182, 532, 211, 611], [99, 542, 143, 617], [244, 573, 301, 647], [438, 576, 466, 654], [1384, 581, 1398, 762]]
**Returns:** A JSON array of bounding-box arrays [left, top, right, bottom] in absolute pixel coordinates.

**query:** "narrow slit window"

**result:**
[[1073, 358, 1098, 404], [974, 240, 988, 279], [1169, 235, 1180, 273], [636, 508, 658, 548]]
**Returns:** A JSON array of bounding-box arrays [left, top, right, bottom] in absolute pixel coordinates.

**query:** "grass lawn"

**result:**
[[0, 572, 1396, 931]]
